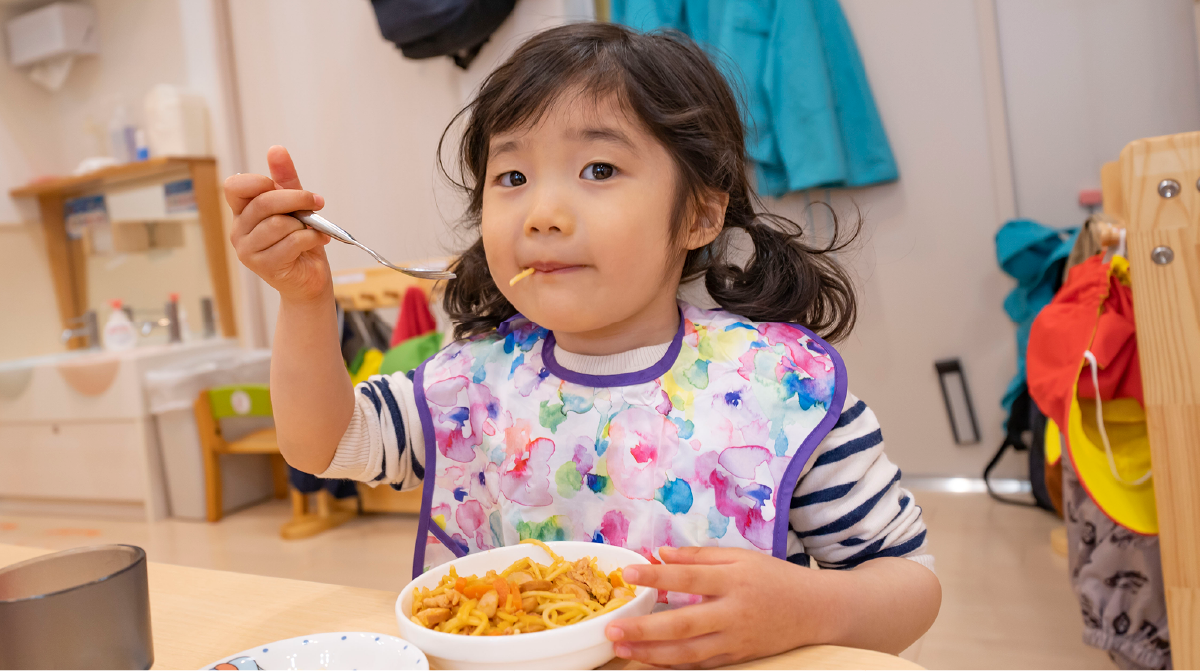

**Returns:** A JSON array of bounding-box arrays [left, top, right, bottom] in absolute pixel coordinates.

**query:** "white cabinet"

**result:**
[[0, 421, 148, 501], [0, 340, 236, 521]]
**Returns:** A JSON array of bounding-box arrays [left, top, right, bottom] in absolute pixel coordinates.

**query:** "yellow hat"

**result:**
[[1044, 417, 1062, 466], [1064, 361, 1157, 535]]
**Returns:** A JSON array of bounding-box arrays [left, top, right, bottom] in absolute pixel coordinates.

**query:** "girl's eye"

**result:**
[[499, 171, 527, 187], [581, 163, 616, 181]]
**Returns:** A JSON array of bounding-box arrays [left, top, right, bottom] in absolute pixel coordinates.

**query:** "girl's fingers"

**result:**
[[251, 228, 328, 269], [267, 145, 303, 190], [672, 652, 734, 667], [607, 603, 722, 643], [238, 189, 323, 236], [621, 563, 726, 596], [658, 546, 752, 566], [613, 632, 727, 667], [239, 213, 305, 256], [224, 173, 276, 218]]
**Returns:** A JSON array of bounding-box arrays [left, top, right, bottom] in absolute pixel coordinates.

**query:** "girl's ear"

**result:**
[[683, 191, 729, 250]]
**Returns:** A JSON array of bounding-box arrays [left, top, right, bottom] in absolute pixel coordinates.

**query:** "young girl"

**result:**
[[225, 22, 939, 667]]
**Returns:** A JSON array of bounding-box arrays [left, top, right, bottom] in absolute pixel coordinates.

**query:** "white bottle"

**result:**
[[177, 304, 192, 342], [103, 299, 137, 351]]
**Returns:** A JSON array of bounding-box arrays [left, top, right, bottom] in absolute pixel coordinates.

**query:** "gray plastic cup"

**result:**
[[0, 545, 153, 670]]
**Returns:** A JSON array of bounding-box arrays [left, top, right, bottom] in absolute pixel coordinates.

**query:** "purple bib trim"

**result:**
[[542, 309, 685, 389], [411, 360, 466, 579], [769, 325, 848, 559]]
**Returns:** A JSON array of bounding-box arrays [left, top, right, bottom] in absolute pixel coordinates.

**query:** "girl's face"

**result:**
[[482, 95, 703, 348]]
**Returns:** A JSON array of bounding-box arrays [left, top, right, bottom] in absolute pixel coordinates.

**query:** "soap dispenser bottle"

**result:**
[[103, 299, 137, 351]]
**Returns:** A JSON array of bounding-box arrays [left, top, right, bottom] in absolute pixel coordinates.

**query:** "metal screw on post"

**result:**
[[1151, 246, 1175, 265], [1158, 179, 1180, 198]]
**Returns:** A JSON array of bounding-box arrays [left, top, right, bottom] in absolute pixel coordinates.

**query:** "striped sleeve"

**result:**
[[787, 393, 933, 572], [316, 371, 425, 491]]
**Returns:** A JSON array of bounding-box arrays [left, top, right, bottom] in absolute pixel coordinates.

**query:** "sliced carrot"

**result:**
[[493, 578, 510, 605], [463, 581, 493, 600]]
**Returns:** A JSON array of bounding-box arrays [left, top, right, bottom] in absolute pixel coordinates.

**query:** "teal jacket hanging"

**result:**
[[611, 0, 898, 196], [994, 219, 1078, 415]]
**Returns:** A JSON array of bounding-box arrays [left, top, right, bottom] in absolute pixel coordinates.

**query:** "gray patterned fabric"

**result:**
[[1064, 456, 1171, 669]]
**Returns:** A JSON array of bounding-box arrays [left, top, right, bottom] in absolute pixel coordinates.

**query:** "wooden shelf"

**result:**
[[332, 263, 450, 311], [9, 156, 211, 199], [9, 156, 238, 347]]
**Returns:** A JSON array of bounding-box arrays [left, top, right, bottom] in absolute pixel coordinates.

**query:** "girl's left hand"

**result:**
[[605, 546, 834, 668]]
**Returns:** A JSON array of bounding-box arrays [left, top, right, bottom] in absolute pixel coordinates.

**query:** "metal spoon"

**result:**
[[292, 211, 456, 280]]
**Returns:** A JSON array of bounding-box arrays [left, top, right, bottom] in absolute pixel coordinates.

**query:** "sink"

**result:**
[[0, 340, 237, 422]]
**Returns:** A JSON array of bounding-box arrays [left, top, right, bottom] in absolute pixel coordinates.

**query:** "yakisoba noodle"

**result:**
[[409, 539, 637, 635]]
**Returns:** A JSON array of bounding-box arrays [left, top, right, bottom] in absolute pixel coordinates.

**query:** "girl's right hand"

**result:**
[[225, 145, 333, 303]]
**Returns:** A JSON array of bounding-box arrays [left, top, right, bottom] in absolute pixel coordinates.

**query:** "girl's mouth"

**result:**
[[528, 262, 585, 274]]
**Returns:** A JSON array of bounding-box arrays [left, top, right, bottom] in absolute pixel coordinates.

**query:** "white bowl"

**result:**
[[396, 542, 656, 670], [202, 632, 428, 670]]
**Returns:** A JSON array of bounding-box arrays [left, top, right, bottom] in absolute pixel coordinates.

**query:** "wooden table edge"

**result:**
[[0, 547, 926, 671]]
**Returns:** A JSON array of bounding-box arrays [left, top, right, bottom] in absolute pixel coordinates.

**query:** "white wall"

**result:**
[[0, 2, 82, 360], [997, 0, 1200, 228]]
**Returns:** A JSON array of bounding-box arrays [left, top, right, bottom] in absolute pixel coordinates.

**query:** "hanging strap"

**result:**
[[1081, 351, 1151, 486]]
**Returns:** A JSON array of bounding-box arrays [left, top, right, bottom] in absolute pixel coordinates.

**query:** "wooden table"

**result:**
[[0, 544, 920, 670]]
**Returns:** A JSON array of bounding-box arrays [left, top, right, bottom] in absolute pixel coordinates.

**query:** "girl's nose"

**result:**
[[523, 191, 575, 236]]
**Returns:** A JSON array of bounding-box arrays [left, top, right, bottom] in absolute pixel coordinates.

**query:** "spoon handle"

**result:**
[[293, 211, 355, 245]]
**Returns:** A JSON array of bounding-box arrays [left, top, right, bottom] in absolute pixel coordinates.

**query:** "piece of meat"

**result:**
[[558, 581, 589, 601], [508, 571, 534, 585], [567, 558, 613, 603], [517, 579, 553, 593], [417, 608, 451, 626], [422, 591, 462, 609], [477, 590, 499, 617]]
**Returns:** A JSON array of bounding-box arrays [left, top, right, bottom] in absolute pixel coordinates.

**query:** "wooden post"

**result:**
[[1118, 131, 1200, 667], [188, 159, 238, 339], [36, 193, 89, 349]]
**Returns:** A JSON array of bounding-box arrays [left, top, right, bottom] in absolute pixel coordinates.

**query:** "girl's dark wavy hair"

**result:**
[[440, 22, 859, 342]]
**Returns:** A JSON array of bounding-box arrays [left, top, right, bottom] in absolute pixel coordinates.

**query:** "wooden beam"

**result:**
[[35, 193, 88, 349], [1119, 131, 1200, 668], [1101, 160, 1125, 220], [9, 156, 208, 199], [188, 160, 238, 339]]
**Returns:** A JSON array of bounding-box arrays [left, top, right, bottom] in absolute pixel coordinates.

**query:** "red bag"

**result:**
[[389, 286, 437, 347], [1026, 255, 1142, 431]]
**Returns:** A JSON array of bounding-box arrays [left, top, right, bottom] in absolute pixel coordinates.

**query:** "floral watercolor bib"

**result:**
[[412, 303, 846, 597]]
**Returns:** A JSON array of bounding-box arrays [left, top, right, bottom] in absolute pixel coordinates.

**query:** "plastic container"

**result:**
[[103, 300, 137, 351], [396, 542, 657, 670], [144, 85, 209, 157], [143, 349, 274, 520], [107, 105, 136, 163]]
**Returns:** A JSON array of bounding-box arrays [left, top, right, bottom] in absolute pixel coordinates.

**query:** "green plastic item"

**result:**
[[208, 384, 273, 419], [347, 347, 367, 375], [379, 332, 443, 376]]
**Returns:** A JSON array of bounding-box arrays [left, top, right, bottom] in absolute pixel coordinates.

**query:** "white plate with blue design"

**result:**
[[202, 632, 428, 670]]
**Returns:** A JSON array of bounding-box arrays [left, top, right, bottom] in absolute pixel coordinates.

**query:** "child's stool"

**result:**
[[193, 384, 355, 538]]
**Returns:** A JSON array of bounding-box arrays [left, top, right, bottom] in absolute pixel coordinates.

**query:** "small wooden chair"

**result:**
[[193, 384, 355, 539]]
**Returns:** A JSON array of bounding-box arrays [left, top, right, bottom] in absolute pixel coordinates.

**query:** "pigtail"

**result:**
[[703, 205, 860, 343], [444, 239, 517, 340]]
